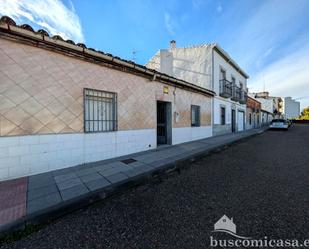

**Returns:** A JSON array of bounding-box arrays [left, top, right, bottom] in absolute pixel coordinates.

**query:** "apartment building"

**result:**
[[0, 17, 215, 180], [146, 41, 249, 136], [282, 97, 300, 119]]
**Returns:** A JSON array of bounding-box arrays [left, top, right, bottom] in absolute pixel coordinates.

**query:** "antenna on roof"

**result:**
[[132, 50, 140, 62]]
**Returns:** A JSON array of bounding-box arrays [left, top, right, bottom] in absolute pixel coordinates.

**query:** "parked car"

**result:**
[[287, 119, 292, 127], [269, 119, 289, 130]]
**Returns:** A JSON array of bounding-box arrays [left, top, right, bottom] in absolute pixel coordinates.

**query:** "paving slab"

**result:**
[[106, 161, 127, 169], [75, 168, 97, 177], [105, 172, 128, 184], [54, 173, 78, 183], [98, 167, 122, 177], [80, 173, 104, 183], [133, 164, 154, 173], [85, 178, 111, 191], [93, 164, 114, 172], [123, 168, 145, 178], [27, 184, 59, 201], [60, 185, 89, 201], [148, 157, 177, 169], [0, 178, 27, 227], [52, 167, 76, 176], [28, 173, 55, 190], [27, 192, 62, 215], [56, 178, 83, 191]]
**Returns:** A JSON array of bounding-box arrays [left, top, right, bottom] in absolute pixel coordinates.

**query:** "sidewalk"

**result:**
[[0, 128, 266, 236]]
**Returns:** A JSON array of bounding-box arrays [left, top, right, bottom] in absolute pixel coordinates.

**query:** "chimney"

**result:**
[[170, 40, 176, 49], [231, 218, 233, 222]]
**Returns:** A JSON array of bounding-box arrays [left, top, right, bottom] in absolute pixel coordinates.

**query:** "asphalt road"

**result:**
[[2, 124, 309, 249]]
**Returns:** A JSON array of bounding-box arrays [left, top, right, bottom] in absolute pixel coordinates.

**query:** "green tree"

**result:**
[[298, 107, 309, 120]]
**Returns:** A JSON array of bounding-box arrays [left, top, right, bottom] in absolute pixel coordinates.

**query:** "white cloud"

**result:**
[[228, 0, 309, 71], [0, 0, 84, 42], [249, 44, 309, 110], [164, 12, 175, 35], [224, 0, 309, 110]]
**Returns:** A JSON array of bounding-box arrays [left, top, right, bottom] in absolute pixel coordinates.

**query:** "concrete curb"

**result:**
[[0, 128, 266, 239]]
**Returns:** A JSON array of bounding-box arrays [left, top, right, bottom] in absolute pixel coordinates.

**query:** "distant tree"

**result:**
[[298, 107, 309, 120]]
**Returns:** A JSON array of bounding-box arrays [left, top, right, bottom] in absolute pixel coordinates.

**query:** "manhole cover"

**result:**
[[121, 158, 137, 164]]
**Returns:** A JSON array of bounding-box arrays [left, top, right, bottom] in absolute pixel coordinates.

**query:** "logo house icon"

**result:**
[[214, 215, 236, 234]]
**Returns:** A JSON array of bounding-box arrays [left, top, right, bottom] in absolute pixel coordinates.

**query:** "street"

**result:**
[[1, 124, 309, 249]]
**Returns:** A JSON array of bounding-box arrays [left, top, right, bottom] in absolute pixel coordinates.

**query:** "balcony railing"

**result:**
[[231, 85, 241, 101], [239, 90, 247, 104], [219, 79, 232, 98], [220, 80, 247, 103]]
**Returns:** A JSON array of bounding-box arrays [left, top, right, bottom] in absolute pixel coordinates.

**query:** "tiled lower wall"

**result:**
[[172, 126, 212, 145], [213, 124, 232, 136], [0, 129, 156, 180], [0, 126, 213, 181]]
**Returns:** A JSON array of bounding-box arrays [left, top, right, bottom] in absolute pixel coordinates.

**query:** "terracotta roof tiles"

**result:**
[[0, 15, 215, 97]]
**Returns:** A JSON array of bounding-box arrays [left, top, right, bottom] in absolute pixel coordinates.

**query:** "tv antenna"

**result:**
[[262, 74, 266, 92], [132, 50, 141, 62]]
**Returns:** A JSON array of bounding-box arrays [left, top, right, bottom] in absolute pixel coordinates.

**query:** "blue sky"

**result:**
[[1, 0, 309, 109]]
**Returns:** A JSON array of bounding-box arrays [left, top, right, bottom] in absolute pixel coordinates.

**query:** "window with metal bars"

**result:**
[[191, 105, 201, 127], [220, 107, 226, 125], [84, 88, 117, 132]]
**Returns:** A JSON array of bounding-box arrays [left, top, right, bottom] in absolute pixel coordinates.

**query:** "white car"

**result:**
[[269, 119, 289, 130]]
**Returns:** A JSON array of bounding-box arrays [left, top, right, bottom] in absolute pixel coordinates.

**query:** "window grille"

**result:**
[[221, 107, 226, 125], [191, 105, 201, 127], [84, 88, 117, 132]]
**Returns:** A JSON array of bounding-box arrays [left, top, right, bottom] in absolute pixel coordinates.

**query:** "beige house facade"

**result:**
[[0, 17, 214, 180], [146, 41, 249, 136]]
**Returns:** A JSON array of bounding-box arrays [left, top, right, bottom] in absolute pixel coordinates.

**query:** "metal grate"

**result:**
[[121, 158, 137, 164], [84, 88, 117, 133], [221, 107, 226, 125], [191, 105, 201, 127], [219, 79, 233, 98]]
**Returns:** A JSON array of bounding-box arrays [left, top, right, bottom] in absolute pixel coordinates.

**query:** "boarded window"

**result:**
[[191, 105, 201, 127], [84, 88, 117, 132]]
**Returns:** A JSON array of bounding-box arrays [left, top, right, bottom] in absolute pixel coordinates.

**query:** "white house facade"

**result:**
[[249, 92, 276, 125], [146, 41, 249, 136]]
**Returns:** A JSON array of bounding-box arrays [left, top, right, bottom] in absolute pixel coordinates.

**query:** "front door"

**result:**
[[238, 111, 244, 131], [231, 109, 236, 132], [157, 101, 172, 145]]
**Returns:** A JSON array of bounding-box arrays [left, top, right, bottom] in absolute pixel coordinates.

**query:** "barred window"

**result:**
[[220, 107, 226, 125], [191, 105, 201, 127], [84, 88, 117, 132]]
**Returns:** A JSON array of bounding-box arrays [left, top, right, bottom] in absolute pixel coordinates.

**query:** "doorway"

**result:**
[[231, 109, 236, 132], [238, 111, 245, 131], [157, 101, 172, 145]]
